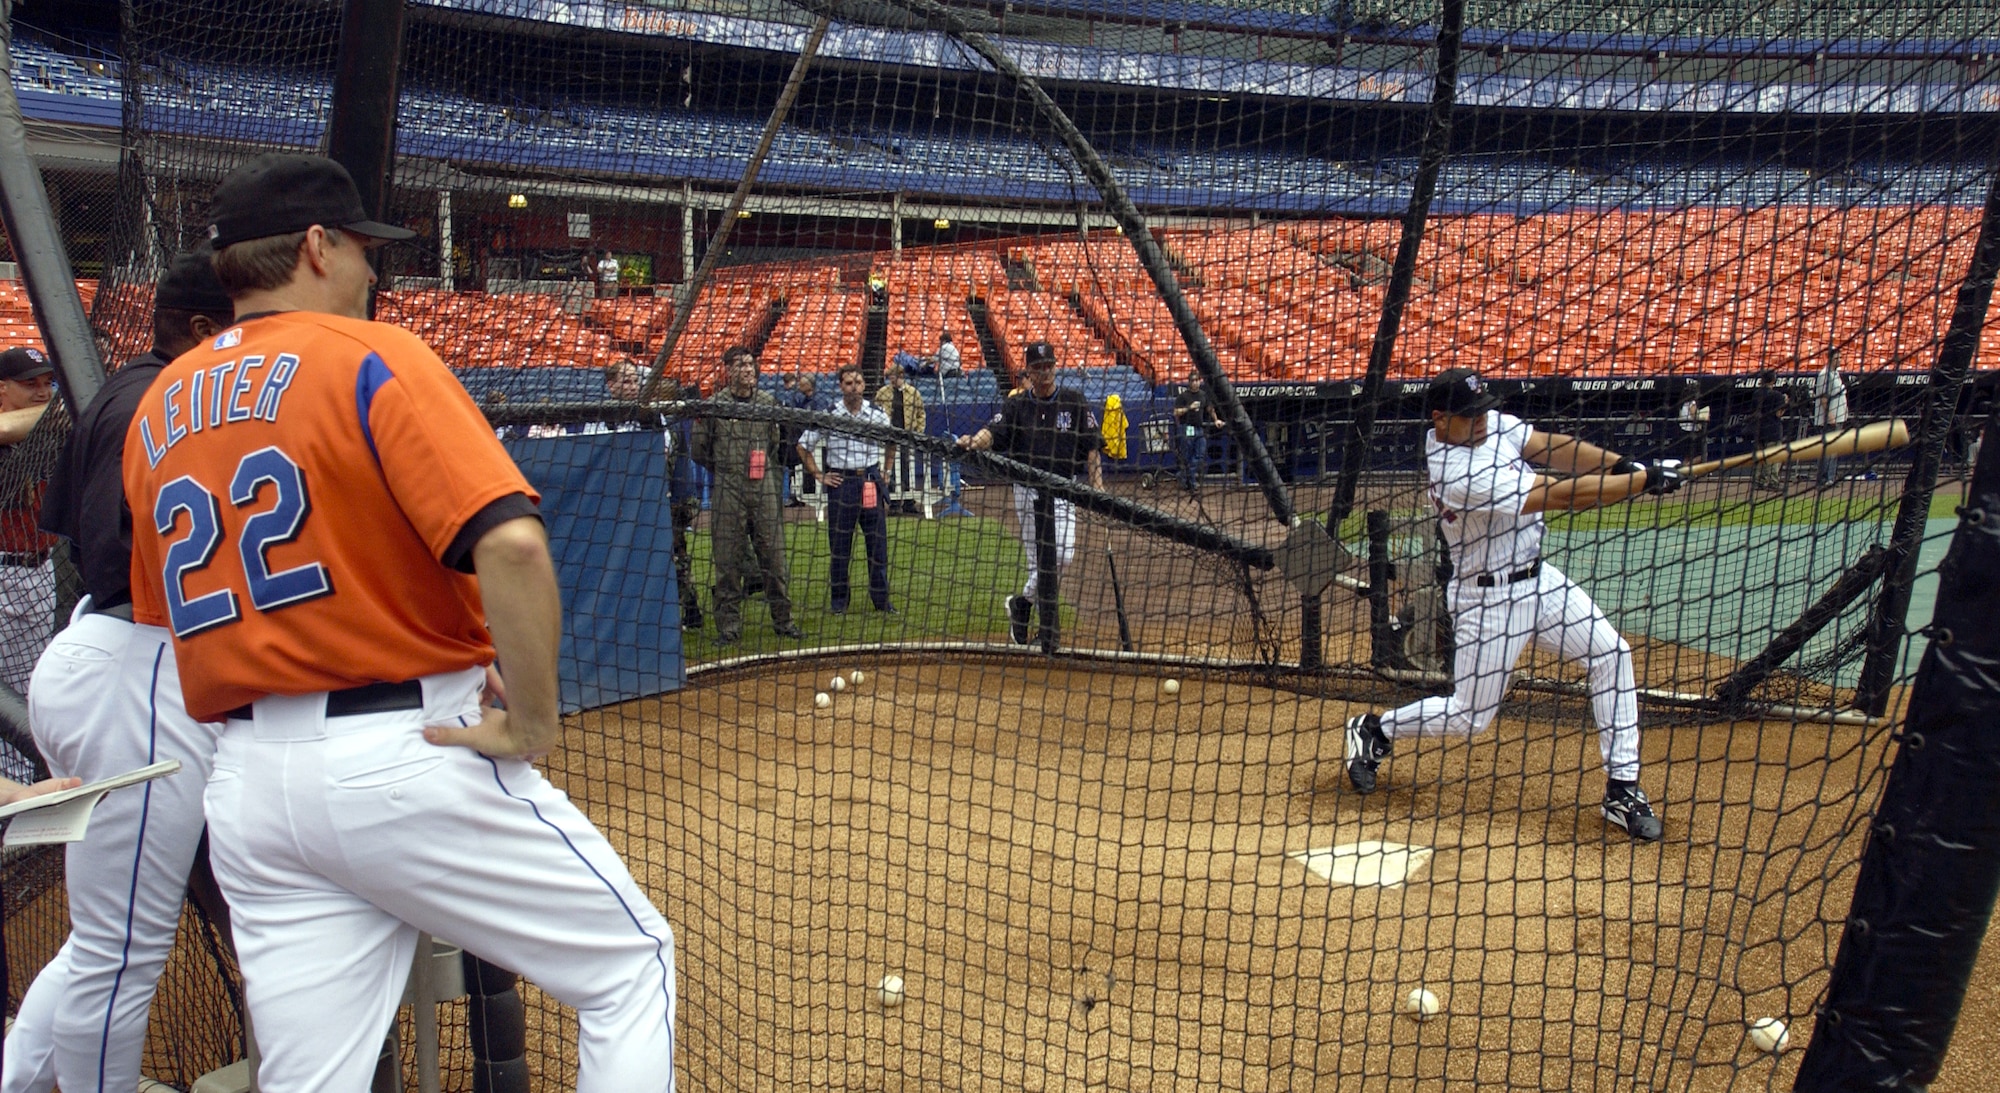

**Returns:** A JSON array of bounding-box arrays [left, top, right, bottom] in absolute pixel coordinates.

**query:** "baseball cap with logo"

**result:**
[[1023, 340, 1058, 367], [1425, 366, 1501, 416], [0, 347, 53, 383], [206, 154, 416, 250]]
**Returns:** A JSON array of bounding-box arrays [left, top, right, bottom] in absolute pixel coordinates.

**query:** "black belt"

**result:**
[[224, 679, 424, 722], [0, 550, 49, 567], [1472, 561, 1542, 588], [91, 601, 135, 621], [830, 466, 876, 475]]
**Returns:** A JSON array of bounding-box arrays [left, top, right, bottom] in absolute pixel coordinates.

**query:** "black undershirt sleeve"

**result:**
[[444, 492, 542, 573]]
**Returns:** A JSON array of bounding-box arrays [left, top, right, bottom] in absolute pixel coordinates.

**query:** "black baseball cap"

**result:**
[[206, 154, 415, 250], [155, 248, 234, 314], [0, 347, 53, 383], [1425, 367, 1500, 416], [1023, 340, 1057, 367]]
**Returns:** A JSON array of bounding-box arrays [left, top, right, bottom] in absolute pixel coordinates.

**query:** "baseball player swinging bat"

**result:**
[[1684, 419, 1911, 480]]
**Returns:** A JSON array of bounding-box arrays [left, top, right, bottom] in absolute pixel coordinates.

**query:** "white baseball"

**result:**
[[814, 692, 831, 709], [1748, 1017, 1789, 1053], [877, 974, 906, 1007], [850, 670, 865, 685], [1404, 988, 1439, 1020], [830, 676, 847, 692], [1162, 678, 1181, 695]]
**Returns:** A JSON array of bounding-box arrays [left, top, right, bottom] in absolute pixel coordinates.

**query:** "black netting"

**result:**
[[9, 0, 2000, 1087]]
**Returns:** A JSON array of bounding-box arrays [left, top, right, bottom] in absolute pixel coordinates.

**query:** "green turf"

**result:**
[[1541, 489, 1962, 530], [680, 514, 1031, 660], [1313, 481, 1960, 537]]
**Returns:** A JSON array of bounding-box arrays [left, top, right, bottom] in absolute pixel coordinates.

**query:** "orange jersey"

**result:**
[[123, 311, 537, 721]]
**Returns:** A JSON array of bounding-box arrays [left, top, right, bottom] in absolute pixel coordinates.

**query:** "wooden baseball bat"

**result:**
[[1685, 419, 1911, 480]]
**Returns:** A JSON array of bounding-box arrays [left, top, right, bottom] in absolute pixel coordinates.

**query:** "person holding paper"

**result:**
[[2, 250, 237, 1093], [0, 775, 80, 807]]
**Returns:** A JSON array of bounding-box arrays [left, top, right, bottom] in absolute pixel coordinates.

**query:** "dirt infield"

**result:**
[[3, 655, 1994, 1088], [516, 658, 1991, 1091]]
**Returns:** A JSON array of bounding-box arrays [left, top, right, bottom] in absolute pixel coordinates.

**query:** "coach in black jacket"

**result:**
[[957, 340, 1103, 644]]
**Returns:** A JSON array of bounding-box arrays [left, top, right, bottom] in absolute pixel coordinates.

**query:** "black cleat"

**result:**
[[1602, 781, 1664, 842], [1007, 595, 1033, 645], [1343, 714, 1391, 794], [773, 622, 804, 639]]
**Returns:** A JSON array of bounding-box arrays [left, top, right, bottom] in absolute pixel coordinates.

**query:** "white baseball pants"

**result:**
[[1011, 484, 1076, 598], [0, 558, 54, 698], [0, 557, 56, 782], [4, 608, 220, 1093], [203, 667, 677, 1092], [1378, 562, 1642, 782]]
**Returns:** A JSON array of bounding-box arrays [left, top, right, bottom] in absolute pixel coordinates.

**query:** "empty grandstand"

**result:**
[[12, 0, 2000, 1090]]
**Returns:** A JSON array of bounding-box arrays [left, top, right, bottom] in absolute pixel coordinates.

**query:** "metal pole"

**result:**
[[790, 0, 1295, 527], [1327, 0, 1466, 532], [324, 0, 408, 315], [438, 189, 454, 291], [1366, 510, 1409, 669], [1712, 545, 1893, 708], [0, 0, 104, 414], [1300, 590, 1323, 671], [1853, 162, 2000, 715], [1793, 417, 2000, 1089], [641, 17, 831, 402], [1106, 547, 1134, 653], [325, 0, 407, 218], [1036, 489, 1060, 654]]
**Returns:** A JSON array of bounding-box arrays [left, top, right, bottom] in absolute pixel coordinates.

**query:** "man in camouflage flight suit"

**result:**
[[692, 345, 801, 644]]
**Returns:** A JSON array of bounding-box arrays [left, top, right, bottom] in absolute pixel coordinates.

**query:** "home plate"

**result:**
[[1291, 841, 1433, 887]]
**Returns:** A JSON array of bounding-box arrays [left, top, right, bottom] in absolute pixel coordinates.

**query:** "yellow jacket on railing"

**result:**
[[1101, 394, 1129, 460]]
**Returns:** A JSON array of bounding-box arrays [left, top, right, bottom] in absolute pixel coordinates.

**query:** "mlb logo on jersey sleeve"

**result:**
[[213, 328, 243, 351]]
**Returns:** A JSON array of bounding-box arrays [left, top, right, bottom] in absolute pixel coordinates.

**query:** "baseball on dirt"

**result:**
[[850, 670, 865, 685], [830, 675, 847, 692], [814, 692, 831, 709], [1404, 988, 1440, 1020], [1162, 678, 1181, 695], [1748, 1017, 1789, 1053], [877, 974, 906, 1007]]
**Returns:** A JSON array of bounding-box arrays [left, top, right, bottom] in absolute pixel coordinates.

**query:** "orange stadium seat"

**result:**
[[985, 286, 1116, 374], [886, 290, 985, 370], [350, 206, 1993, 396]]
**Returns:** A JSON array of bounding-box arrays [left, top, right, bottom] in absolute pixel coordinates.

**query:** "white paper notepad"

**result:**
[[0, 760, 182, 846]]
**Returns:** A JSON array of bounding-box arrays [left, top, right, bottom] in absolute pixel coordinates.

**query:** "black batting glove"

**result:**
[[1643, 459, 1685, 496], [1610, 457, 1643, 476]]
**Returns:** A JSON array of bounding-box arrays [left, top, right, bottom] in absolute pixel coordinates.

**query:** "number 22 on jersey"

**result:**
[[155, 445, 332, 638]]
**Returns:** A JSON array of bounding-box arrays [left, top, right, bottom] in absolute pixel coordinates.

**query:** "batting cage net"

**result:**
[[6, 0, 2000, 1087]]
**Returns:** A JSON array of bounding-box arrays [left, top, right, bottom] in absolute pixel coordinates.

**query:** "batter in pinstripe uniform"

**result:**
[[1344, 368, 1679, 842]]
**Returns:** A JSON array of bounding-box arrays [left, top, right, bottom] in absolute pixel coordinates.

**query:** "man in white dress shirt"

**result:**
[[797, 366, 894, 615]]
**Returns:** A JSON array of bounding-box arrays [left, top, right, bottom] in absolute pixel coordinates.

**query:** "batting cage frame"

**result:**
[[7, 0, 2000, 1088]]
